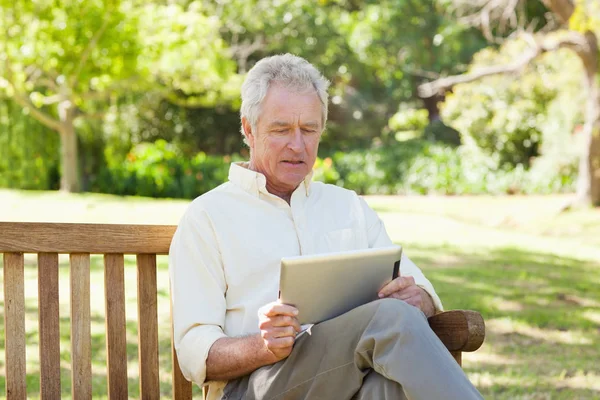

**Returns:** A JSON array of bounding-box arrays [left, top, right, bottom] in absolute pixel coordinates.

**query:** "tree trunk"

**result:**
[[422, 93, 443, 122], [574, 32, 600, 206], [575, 79, 600, 206], [58, 102, 80, 192]]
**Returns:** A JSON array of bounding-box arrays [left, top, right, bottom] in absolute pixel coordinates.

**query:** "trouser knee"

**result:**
[[370, 298, 428, 327]]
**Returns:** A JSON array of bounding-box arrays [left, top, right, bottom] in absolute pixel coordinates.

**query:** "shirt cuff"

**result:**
[[176, 324, 228, 386]]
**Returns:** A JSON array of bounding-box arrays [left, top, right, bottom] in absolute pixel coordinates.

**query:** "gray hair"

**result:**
[[240, 54, 330, 144]]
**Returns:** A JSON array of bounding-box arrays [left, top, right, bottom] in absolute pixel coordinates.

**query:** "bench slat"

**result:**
[[172, 345, 192, 400], [104, 254, 129, 399], [137, 254, 160, 399], [3, 252, 27, 400], [38, 253, 61, 398], [170, 293, 192, 400], [70, 254, 92, 400], [0, 222, 176, 254]]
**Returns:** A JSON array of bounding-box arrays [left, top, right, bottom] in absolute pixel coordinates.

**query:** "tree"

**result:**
[[419, 0, 600, 206], [0, 0, 236, 192], [200, 0, 489, 151]]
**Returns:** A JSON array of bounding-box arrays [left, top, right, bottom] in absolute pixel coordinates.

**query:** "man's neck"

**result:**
[[247, 161, 295, 204], [265, 183, 293, 204]]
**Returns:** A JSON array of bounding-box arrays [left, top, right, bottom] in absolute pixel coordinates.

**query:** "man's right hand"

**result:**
[[258, 301, 301, 363]]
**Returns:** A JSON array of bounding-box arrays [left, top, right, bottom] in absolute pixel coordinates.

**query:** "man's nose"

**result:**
[[287, 128, 303, 151]]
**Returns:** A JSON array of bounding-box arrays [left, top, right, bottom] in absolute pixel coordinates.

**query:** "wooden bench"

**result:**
[[0, 222, 485, 399]]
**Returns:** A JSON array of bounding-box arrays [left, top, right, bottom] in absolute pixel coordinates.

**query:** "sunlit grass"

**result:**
[[1, 189, 599, 399]]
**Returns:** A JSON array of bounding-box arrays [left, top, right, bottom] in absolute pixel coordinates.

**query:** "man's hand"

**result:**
[[378, 276, 436, 317], [258, 301, 301, 363]]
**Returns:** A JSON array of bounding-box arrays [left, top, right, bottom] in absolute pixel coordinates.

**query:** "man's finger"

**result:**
[[265, 336, 295, 349], [260, 302, 299, 318], [269, 315, 301, 331], [378, 276, 415, 297]]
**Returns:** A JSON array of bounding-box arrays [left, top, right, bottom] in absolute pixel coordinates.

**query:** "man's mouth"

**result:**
[[282, 160, 304, 165]]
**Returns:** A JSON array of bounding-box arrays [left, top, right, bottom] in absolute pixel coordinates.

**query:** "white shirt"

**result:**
[[169, 162, 443, 400]]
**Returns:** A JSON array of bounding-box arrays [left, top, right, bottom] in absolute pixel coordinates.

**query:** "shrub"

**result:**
[[315, 141, 577, 196], [0, 100, 60, 190], [93, 140, 238, 198]]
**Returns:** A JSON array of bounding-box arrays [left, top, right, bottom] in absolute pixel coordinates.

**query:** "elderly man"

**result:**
[[169, 54, 482, 400]]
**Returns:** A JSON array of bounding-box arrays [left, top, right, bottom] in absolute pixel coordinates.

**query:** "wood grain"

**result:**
[[104, 254, 128, 399], [450, 351, 462, 366], [170, 287, 192, 400], [0, 222, 176, 254], [3, 252, 27, 399], [136, 254, 160, 400], [428, 310, 485, 352], [38, 253, 61, 399], [70, 254, 92, 400]]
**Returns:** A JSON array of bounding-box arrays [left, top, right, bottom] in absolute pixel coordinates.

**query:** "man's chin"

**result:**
[[278, 172, 309, 187]]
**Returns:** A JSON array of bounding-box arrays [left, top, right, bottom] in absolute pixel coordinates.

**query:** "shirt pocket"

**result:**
[[321, 228, 364, 253]]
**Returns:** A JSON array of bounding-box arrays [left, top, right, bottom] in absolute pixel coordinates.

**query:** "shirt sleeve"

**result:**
[[169, 203, 228, 386], [359, 197, 444, 312]]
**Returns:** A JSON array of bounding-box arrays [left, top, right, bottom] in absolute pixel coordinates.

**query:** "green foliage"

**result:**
[[312, 157, 340, 184], [441, 39, 561, 167], [388, 108, 429, 132], [315, 141, 577, 196], [0, 0, 587, 200], [199, 0, 488, 152], [423, 120, 461, 146], [331, 149, 386, 194], [570, 0, 600, 35], [0, 100, 59, 189], [0, 0, 237, 106], [93, 139, 238, 198]]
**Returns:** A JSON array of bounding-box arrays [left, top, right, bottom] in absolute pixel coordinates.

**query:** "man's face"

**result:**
[[243, 84, 323, 195]]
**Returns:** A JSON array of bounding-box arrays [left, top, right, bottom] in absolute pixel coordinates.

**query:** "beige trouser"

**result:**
[[222, 298, 483, 400]]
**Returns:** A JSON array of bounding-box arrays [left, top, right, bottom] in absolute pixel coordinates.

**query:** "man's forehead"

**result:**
[[266, 119, 320, 127]]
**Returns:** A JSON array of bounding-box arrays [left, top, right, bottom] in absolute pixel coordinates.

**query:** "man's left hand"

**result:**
[[378, 276, 436, 317]]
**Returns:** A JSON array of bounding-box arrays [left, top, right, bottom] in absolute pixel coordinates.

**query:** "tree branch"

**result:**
[[79, 76, 144, 101], [418, 30, 592, 98], [228, 35, 265, 73], [11, 94, 63, 132], [541, 0, 575, 25], [70, 17, 111, 89], [80, 90, 111, 101], [38, 77, 59, 91], [76, 110, 106, 121], [4, 57, 62, 132], [453, 0, 524, 42]]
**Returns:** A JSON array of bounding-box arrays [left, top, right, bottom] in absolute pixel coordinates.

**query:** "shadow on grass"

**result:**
[[406, 244, 600, 399], [410, 246, 600, 328]]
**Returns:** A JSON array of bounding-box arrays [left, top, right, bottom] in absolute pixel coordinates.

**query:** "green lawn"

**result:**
[[1, 189, 599, 399]]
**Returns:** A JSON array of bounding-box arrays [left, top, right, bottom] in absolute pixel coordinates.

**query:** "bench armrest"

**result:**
[[427, 310, 485, 353]]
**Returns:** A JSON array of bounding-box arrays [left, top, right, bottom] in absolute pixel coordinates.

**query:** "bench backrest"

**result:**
[[0, 222, 190, 400]]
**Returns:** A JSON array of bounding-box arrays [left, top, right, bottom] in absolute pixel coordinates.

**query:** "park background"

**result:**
[[1, 0, 600, 399]]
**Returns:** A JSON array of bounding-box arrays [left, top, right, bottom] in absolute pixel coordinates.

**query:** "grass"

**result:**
[[1, 189, 600, 399]]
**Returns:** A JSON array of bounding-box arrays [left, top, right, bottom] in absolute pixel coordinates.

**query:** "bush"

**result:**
[[315, 141, 577, 196], [0, 100, 60, 190], [92, 139, 239, 198], [423, 120, 461, 146]]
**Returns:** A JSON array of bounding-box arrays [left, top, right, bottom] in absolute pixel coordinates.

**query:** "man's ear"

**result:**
[[241, 117, 255, 148]]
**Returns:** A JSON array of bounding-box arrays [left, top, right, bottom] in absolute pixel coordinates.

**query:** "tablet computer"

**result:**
[[279, 245, 402, 325]]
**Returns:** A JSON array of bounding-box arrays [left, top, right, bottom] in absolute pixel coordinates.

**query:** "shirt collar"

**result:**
[[228, 162, 313, 198]]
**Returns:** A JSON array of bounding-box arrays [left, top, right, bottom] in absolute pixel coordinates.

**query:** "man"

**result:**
[[169, 54, 482, 399]]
